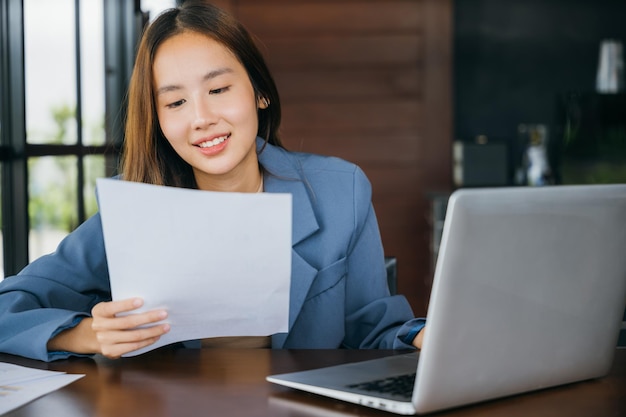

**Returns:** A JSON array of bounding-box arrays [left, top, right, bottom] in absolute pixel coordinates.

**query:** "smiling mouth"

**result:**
[[196, 134, 229, 148]]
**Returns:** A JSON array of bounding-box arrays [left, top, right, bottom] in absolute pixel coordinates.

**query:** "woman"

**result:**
[[0, 1, 425, 362]]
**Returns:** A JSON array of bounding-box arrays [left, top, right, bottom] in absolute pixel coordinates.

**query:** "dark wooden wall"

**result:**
[[212, 0, 453, 315]]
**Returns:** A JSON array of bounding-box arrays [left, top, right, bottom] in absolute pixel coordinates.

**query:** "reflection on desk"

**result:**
[[1, 347, 625, 417]]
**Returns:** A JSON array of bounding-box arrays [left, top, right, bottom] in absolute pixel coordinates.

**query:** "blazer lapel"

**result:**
[[259, 141, 320, 346]]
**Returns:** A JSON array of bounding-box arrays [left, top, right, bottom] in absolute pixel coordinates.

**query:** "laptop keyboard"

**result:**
[[347, 373, 416, 399]]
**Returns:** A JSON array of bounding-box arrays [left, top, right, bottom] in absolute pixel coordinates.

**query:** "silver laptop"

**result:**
[[267, 184, 626, 415]]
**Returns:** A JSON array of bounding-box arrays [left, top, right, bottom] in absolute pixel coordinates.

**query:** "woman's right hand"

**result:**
[[90, 298, 170, 359], [47, 298, 170, 359]]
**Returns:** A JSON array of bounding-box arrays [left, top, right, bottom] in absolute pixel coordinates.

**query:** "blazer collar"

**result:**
[[256, 138, 319, 246]]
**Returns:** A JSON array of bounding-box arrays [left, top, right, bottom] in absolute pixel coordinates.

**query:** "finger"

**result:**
[[98, 323, 170, 359], [92, 309, 168, 332], [96, 322, 170, 345], [100, 335, 164, 359], [92, 298, 144, 319]]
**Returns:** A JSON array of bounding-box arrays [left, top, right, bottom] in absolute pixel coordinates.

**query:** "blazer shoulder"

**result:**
[[294, 151, 359, 174], [260, 142, 371, 192]]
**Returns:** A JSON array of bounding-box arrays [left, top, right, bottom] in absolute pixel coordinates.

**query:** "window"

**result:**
[[0, 0, 181, 279], [24, 0, 110, 261], [1, 0, 178, 279], [0, 0, 28, 279]]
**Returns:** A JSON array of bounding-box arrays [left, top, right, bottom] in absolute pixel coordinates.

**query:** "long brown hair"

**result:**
[[120, 0, 282, 188]]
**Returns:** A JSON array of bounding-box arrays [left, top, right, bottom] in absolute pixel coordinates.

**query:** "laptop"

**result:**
[[267, 184, 626, 415]]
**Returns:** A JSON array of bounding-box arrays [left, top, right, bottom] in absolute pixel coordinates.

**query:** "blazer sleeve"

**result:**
[[342, 166, 425, 349], [0, 214, 111, 361]]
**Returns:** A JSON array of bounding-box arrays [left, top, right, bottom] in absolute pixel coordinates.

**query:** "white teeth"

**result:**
[[198, 135, 227, 148]]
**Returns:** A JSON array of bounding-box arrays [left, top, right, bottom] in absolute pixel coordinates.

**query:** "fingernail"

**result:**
[[159, 310, 168, 319], [162, 324, 171, 332], [133, 298, 143, 307]]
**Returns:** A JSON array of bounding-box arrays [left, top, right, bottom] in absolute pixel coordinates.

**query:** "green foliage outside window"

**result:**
[[28, 104, 104, 233]]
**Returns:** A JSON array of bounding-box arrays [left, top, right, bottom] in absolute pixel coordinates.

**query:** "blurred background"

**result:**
[[1, 0, 625, 317]]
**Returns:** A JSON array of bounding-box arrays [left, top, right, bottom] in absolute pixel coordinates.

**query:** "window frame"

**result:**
[[1, 0, 29, 275]]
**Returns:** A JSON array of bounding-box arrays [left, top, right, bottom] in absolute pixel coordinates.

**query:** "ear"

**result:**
[[258, 97, 270, 109]]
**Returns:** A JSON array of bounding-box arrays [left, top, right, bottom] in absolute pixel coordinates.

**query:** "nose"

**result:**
[[191, 96, 218, 130]]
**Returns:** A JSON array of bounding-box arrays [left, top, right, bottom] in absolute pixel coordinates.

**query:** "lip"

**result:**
[[193, 133, 231, 156], [192, 133, 231, 147]]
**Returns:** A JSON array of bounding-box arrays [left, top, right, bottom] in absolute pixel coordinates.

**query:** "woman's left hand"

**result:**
[[412, 326, 426, 349]]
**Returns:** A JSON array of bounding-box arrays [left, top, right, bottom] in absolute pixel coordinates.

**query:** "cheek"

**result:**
[[157, 111, 186, 145], [222, 98, 260, 132], [220, 89, 259, 123]]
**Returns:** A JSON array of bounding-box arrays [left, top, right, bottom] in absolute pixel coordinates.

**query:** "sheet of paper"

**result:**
[[96, 178, 292, 356], [0, 362, 84, 415]]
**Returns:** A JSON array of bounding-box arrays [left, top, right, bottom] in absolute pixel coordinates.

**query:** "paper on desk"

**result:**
[[0, 362, 84, 415], [96, 178, 292, 356]]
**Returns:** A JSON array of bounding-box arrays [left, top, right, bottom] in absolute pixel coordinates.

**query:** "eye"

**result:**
[[166, 99, 186, 109], [209, 86, 230, 95]]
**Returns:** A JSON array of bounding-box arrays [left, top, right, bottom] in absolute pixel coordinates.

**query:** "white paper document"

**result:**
[[96, 178, 292, 356], [0, 362, 83, 415]]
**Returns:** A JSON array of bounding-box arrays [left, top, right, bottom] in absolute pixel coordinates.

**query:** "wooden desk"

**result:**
[[2, 348, 625, 417]]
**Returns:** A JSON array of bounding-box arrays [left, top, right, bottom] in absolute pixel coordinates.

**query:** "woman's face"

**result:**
[[153, 31, 267, 191]]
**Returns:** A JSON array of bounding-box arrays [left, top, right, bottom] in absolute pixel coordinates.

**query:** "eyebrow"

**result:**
[[155, 67, 235, 96]]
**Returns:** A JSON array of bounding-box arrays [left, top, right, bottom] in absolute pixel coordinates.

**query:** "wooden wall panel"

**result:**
[[238, 1, 423, 35], [259, 36, 422, 69], [281, 101, 421, 131], [274, 68, 423, 100], [282, 131, 422, 165], [223, 0, 452, 315]]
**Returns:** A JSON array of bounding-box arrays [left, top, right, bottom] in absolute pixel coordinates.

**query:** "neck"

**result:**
[[194, 166, 263, 193]]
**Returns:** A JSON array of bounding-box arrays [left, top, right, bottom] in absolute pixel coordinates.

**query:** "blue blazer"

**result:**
[[0, 139, 424, 361]]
